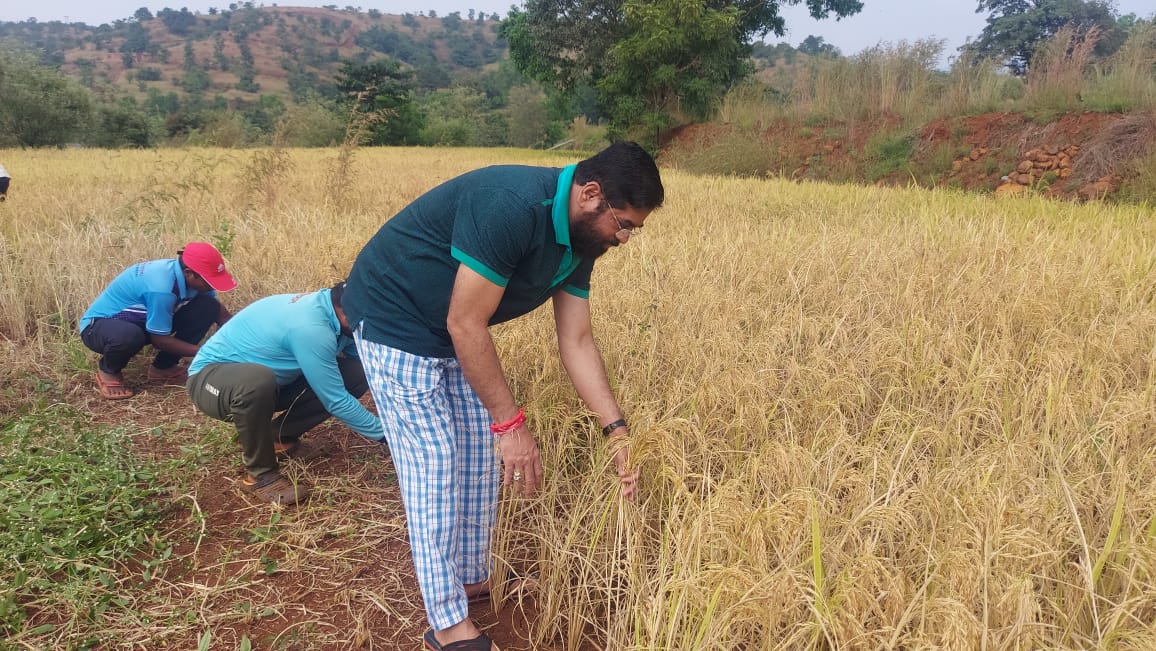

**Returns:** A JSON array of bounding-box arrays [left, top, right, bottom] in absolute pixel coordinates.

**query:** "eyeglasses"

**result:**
[[606, 202, 641, 241]]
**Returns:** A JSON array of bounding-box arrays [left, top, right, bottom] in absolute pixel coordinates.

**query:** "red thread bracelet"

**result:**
[[490, 407, 525, 436]]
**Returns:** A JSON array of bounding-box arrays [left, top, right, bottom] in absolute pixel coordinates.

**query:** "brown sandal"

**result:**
[[95, 371, 135, 400], [240, 472, 310, 505], [273, 439, 301, 459]]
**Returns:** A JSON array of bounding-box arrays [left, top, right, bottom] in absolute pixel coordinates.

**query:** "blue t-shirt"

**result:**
[[344, 164, 593, 358], [79, 258, 214, 335], [188, 289, 384, 442]]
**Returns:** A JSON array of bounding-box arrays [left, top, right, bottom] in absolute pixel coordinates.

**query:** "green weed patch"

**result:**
[[864, 130, 916, 182], [0, 407, 179, 647]]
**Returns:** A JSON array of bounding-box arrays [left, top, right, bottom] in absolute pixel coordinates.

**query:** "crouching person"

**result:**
[[186, 282, 385, 505], [0, 162, 10, 200], [80, 242, 237, 400]]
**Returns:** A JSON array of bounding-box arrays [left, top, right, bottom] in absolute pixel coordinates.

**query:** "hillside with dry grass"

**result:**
[[3, 147, 1156, 649], [0, 6, 502, 103]]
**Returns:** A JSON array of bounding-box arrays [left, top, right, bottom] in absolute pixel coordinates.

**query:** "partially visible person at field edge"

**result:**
[[79, 242, 236, 400], [344, 140, 664, 651], [0, 162, 10, 200], [185, 282, 385, 505]]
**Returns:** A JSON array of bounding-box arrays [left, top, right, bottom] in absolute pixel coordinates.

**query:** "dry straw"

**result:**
[[2, 147, 1156, 649]]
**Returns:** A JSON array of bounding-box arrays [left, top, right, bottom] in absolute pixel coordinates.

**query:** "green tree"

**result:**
[[798, 34, 840, 57], [137, 67, 164, 81], [335, 59, 424, 145], [213, 32, 230, 71], [242, 94, 286, 135], [605, 1, 763, 141], [144, 88, 181, 117], [119, 22, 152, 68], [504, 84, 551, 147], [417, 86, 506, 146], [276, 100, 346, 146], [0, 48, 94, 147], [502, 0, 862, 145], [183, 40, 198, 71], [441, 12, 464, 32], [182, 68, 211, 94], [158, 7, 199, 36], [354, 25, 435, 66], [235, 36, 259, 92], [965, 0, 1126, 75], [89, 100, 155, 148], [74, 58, 97, 87]]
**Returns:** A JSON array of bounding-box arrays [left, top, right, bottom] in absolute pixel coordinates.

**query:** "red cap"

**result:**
[[181, 242, 237, 292]]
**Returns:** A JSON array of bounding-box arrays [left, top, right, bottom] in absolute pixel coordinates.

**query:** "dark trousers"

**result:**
[[80, 294, 220, 374], [186, 356, 370, 478]]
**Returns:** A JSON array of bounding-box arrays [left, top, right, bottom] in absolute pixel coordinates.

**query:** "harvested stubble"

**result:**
[[3, 147, 1156, 650]]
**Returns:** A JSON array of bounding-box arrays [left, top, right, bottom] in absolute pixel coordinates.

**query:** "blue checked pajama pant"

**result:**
[[355, 332, 499, 631]]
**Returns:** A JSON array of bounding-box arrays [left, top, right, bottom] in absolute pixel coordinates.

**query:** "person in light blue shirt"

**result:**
[[79, 242, 237, 400], [186, 282, 383, 505]]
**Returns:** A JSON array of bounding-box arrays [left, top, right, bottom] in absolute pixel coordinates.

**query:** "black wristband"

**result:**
[[601, 418, 627, 437]]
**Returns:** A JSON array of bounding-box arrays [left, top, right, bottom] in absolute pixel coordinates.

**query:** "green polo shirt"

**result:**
[[344, 163, 594, 358]]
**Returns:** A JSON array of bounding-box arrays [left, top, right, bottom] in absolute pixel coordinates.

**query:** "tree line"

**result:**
[[0, 1, 1150, 150]]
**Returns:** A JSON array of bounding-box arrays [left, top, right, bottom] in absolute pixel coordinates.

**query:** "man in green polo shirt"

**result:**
[[344, 141, 663, 651]]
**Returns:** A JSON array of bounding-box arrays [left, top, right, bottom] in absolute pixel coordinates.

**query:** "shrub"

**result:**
[[1116, 147, 1156, 203], [1024, 25, 1100, 114], [1083, 23, 1156, 113], [662, 126, 790, 178], [136, 67, 163, 82], [276, 101, 346, 147], [864, 130, 915, 181]]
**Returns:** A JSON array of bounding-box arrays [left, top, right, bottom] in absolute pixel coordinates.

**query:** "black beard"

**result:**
[[570, 209, 616, 259]]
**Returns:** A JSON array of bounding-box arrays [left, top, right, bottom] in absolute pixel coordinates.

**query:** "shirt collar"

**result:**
[[551, 164, 577, 248], [318, 288, 341, 334], [172, 259, 190, 298]]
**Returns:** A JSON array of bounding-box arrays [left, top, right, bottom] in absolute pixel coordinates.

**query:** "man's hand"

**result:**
[[611, 435, 639, 500], [499, 426, 544, 496], [147, 333, 200, 357]]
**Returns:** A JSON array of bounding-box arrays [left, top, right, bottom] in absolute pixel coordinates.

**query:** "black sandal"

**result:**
[[423, 629, 493, 651]]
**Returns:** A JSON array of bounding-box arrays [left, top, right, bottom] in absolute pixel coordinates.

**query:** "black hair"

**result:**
[[176, 249, 198, 278], [330, 280, 347, 310], [573, 141, 664, 211]]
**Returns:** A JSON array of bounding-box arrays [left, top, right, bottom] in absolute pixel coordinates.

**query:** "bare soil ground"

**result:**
[[917, 111, 1135, 197], [50, 359, 553, 651]]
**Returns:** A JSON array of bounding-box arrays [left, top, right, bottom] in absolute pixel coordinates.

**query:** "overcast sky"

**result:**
[[2, 0, 1154, 67]]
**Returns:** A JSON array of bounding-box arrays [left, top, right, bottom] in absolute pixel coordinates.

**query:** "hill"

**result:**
[[0, 6, 504, 104]]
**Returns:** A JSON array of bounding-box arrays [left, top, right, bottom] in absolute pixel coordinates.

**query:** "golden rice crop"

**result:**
[[2, 146, 1155, 649]]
